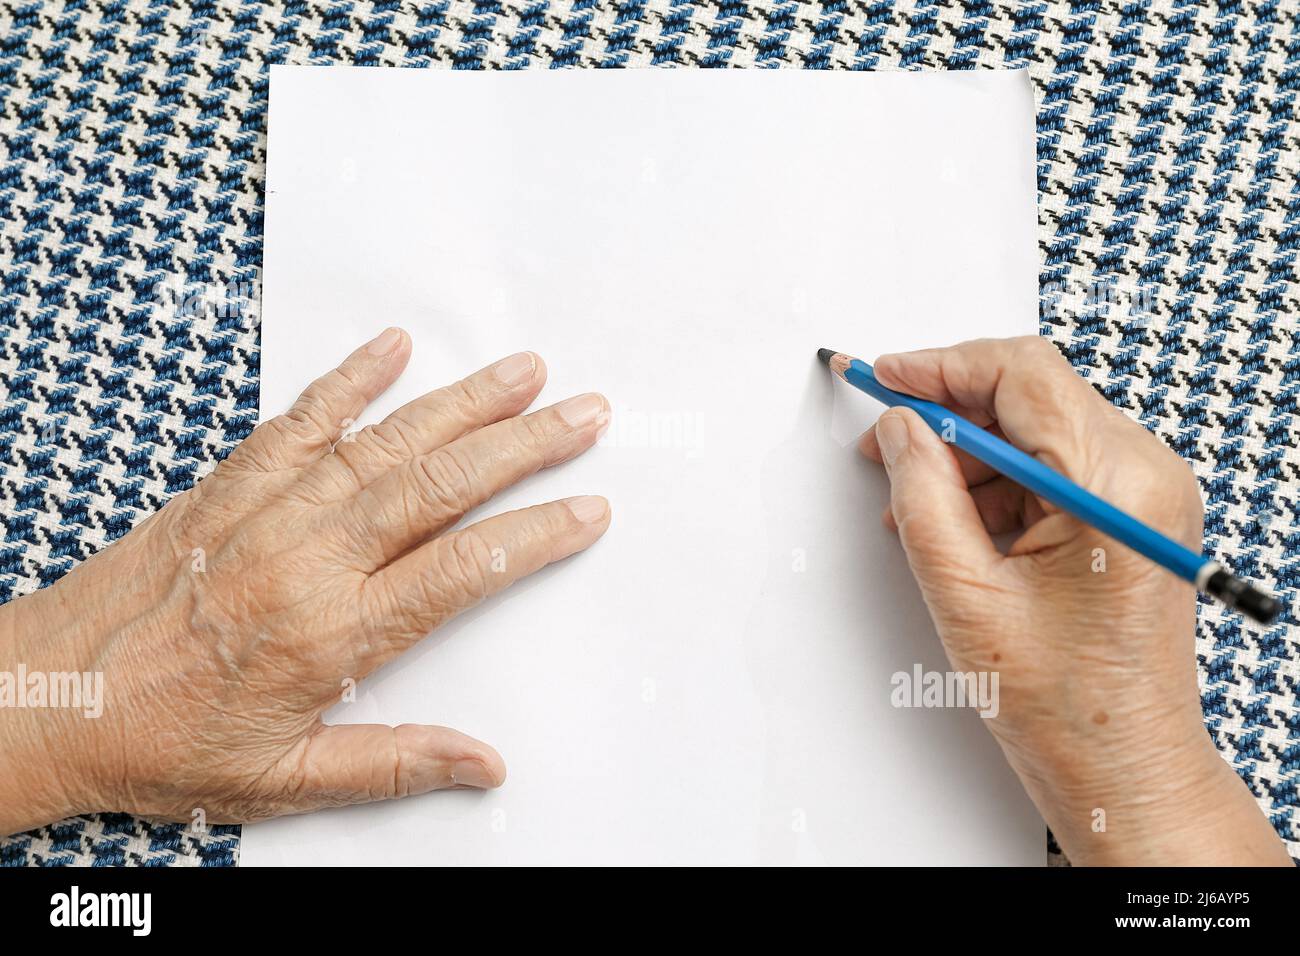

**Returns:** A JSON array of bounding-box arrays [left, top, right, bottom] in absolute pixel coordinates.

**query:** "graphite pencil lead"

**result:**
[[817, 348, 852, 378]]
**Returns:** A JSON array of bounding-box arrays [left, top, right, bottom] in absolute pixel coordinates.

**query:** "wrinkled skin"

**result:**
[[0, 329, 611, 831], [858, 337, 1290, 865], [0, 333, 1289, 864]]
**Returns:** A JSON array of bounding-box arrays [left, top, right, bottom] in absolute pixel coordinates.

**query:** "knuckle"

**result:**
[[518, 409, 553, 445], [364, 572, 426, 638], [263, 411, 327, 450], [330, 363, 368, 397], [303, 375, 346, 413], [274, 404, 323, 435], [282, 381, 346, 435], [1002, 337, 1067, 387], [417, 380, 491, 440], [509, 414, 555, 468], [542, 504, 577, 548], [414, 448, 481, 520], [1021, 335, 1062, 362], [1099, 426, 1204, 540], [438, 531, 496, 605], [358, 418, 419, 462], [447, 378, 491, 419], [945, 349, 981, 399], [1017, 379, 1073, 430], [376, 728, 404, 800]]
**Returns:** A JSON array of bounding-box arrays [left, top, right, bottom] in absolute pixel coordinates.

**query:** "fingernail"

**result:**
[[492, 351, 536, 387], [365, 327, 403, 356], [875, 413, 909, 468], [566, 495, 608, 524], [450, 758, 497, 789], [556, 393, 607, 429]]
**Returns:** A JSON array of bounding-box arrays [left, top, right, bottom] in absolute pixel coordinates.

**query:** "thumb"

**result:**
[[287, 723, 505, 810], [874, 408, 1002, 598]]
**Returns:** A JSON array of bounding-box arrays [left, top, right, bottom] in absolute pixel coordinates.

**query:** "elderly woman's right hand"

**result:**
[[0, 327, 610, 835], [858, 337, 1290, 866]]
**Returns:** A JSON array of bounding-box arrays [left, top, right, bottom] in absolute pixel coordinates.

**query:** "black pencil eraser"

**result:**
[[1205, 569, 1283, 625]]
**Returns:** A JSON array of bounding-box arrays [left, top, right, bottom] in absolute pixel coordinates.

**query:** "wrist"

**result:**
[[1010, 708, 1290, 865], [1035, 724, 1218, 864], [0, 594, 102, 835], [0, 708, 88, 835]]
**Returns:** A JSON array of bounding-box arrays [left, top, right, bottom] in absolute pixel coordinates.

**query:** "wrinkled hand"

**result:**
[[0, 328, 611, 833], [859, 337, 1290, 865]]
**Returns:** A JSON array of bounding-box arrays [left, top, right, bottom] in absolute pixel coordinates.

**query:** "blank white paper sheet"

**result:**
[[244, 66, 1043, 866]]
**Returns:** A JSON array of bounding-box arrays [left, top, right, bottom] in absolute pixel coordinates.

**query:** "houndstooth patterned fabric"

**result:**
[[1, 0, 1297, 866]]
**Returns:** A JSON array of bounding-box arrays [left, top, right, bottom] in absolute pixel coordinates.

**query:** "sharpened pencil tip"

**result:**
[[817, 348, 837, 366]]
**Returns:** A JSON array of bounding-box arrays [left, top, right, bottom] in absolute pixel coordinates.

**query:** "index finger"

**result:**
[[872, 337, 1123, 473]]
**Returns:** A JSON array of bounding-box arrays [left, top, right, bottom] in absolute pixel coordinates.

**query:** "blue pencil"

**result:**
[[818, 348, 1282, 625]]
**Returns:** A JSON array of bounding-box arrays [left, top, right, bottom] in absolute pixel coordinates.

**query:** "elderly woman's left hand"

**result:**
[[0, 327, 611, 834]]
